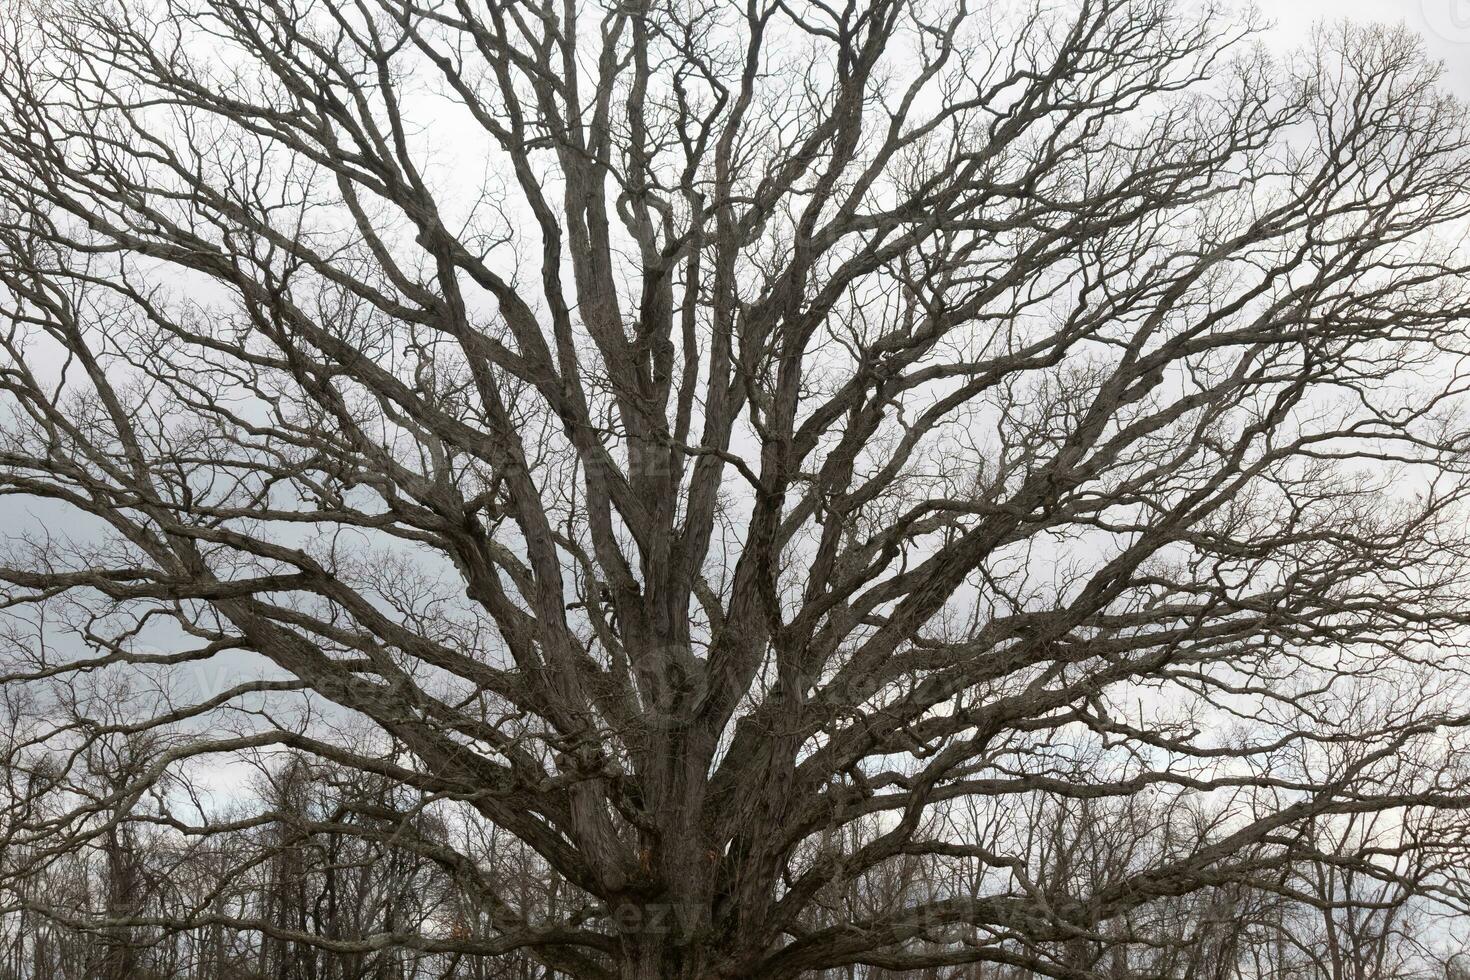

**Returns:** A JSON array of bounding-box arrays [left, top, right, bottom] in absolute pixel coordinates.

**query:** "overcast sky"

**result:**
[[1288, 0, 1470, 90]]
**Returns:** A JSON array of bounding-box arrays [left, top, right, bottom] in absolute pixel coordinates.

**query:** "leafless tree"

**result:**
[[2, 0, 1470, 976]]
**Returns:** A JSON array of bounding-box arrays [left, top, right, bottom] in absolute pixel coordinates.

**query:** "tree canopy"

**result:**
[[2, 0, 1470, 976]]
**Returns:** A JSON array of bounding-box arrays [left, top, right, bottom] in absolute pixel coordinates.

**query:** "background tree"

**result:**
[[1, 0, 1470, 976]]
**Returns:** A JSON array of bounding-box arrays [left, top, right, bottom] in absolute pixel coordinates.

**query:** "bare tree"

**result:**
[[2, 0, 1470, 976]]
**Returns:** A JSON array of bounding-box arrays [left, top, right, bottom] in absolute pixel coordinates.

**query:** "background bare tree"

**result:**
[[2, 0, 1470, 976]]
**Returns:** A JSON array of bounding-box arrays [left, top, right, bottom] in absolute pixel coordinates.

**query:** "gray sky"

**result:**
[[1288, 0, 1470, 90]]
